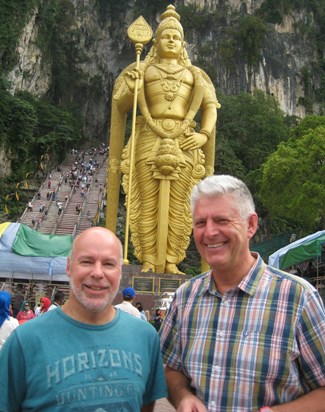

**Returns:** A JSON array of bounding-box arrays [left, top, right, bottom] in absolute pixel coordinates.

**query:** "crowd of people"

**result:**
[[23, 143, 109, 232], [67, 144, 108, 194]]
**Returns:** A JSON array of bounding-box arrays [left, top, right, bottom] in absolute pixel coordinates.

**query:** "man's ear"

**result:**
[[66, 256, 71, 278], [247, 213, 258, 240]]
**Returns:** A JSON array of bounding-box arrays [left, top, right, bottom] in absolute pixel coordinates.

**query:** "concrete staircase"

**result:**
[[19, 148, 108, 237], [75, 157, 107, 235]]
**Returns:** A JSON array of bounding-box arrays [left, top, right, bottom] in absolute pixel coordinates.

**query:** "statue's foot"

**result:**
[[142, 262, 155, 272], [165, 263, 185, 275]]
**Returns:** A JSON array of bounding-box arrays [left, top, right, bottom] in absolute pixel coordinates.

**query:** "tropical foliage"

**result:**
[[216, 91, 289, 178], [259, 116, 325, 233], [0, 77, 82, 221]]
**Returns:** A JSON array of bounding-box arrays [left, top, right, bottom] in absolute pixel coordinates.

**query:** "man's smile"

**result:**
[[207, 242, 226, 248]]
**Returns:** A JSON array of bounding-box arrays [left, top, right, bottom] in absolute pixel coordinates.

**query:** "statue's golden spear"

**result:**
[[123, 16, 152, 263]]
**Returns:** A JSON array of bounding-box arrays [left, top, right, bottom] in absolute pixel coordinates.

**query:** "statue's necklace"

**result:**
[[153, 63, 185, 76], [153, 64, 186, 102]]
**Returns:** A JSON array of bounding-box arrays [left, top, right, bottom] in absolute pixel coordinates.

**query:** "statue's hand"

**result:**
[[124, 68, 144, 94], [179, 132, 208, 151]]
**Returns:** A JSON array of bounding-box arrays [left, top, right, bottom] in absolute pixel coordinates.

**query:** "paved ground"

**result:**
[[154, 398, 175, 411]]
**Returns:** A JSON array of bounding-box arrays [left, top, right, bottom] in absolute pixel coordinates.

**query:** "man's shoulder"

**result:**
[[183, 271, 210, 286], [259, 264, 325, 310], [18, 308, 61, 327], [265, 264, 317, 292], [174, 271, 210, 298], [6, 310, 61, 345]]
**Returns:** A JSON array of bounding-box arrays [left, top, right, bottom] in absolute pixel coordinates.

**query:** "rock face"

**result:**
[[5, 0, 322, 141], [216, 13, 310, 118], [7, 7, 52, 97]]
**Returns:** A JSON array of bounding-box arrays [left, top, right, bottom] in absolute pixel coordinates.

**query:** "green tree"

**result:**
[[0, 78, 37, 174], [290, 114, 325, 139], [0, 77, 81, 184], [18, 91, 81, 164], [259, 118, 325, 233], [217, 91, 289, 180], [214, 135, 246, 179]]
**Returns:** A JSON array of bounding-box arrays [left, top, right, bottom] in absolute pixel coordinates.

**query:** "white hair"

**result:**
[[191, 175, 255, 219]]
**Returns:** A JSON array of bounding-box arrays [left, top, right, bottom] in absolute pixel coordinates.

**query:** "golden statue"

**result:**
[[106, 5, 220, 274]]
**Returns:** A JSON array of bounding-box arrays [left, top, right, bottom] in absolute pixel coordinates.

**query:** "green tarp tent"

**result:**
[[268, 230, 325, 270], [12, 224, 73, 257]]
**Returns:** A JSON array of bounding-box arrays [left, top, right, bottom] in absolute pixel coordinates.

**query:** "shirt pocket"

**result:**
[[234, 330, 298, 384]]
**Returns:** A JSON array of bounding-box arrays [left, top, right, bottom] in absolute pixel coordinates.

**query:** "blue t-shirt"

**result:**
[[0, 308, 167, 411]]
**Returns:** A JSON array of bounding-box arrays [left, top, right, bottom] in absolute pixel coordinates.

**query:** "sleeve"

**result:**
[[159, 294, 184, 372], [297, 289, 325, 388], [143, 331, 167, 404], [0, 331, 27, 412]]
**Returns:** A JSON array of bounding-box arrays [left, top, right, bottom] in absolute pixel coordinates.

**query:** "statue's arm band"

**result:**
[[199, 129, 212, 139]]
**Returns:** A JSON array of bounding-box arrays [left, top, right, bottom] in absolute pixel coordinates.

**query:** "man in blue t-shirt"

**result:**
[[0, 227, 167, 412]]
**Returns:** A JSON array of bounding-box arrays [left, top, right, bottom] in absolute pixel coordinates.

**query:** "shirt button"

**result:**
[[218, 330, 224, 337]]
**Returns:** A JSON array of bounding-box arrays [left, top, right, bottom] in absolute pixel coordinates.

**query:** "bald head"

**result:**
[[70, 227, 123, 266]]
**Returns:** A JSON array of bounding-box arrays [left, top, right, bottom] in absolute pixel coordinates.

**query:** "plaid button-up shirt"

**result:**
[[160, 254, 325, 411]]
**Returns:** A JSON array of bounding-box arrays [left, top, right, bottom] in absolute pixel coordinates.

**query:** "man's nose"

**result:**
[[205, 220, 219, 238], [91, 262, 104, 277]]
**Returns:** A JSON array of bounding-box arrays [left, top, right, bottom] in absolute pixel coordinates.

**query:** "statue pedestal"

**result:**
[[114, 264, 191, 321]]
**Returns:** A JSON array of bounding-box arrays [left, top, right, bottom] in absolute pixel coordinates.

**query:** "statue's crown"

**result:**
[[156, 4, 183, 39], [160, 4, 181, 22]]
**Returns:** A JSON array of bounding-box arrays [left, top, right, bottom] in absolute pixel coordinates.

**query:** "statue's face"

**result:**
[[157, 28, 183, 59]]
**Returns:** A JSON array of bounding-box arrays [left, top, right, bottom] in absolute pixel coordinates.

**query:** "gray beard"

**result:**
[[69, 278, 119, 313]]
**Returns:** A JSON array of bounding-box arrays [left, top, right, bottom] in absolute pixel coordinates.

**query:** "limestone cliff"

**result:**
[[4, 0, 323, 141], [7, 7, 52, 97]]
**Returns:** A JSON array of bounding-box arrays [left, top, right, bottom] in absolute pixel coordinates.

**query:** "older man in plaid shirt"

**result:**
[[160, 175, 325, 412]]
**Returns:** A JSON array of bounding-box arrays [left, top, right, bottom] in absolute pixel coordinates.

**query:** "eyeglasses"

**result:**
[[25, 304, 29, 307]]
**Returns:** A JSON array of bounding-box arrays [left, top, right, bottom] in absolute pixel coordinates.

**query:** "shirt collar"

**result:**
[[205, 253, 266, 297], [238, 253, 266, 296]]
